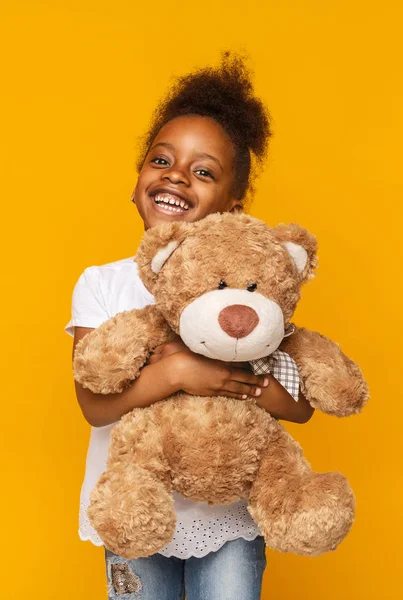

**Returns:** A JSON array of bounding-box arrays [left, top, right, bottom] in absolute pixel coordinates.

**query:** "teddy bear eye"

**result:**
[[247, 283, 257, 292], [218, 280, 228, 290]]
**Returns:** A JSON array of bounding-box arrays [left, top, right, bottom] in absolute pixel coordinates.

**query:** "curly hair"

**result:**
[[136, 51, 272, 206]]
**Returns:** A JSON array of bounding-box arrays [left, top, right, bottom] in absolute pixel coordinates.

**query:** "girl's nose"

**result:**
[[218, 305, 259, 338], [163, 169, 190, 185]]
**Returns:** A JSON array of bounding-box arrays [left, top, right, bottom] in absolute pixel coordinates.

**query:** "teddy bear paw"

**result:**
[[251, 471, 355, 556]]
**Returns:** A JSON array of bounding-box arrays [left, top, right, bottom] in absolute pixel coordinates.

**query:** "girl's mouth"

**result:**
[[151, 192, 190, 214]]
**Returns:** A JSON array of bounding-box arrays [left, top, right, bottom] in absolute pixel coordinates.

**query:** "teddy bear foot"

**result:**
[[87, 467, 177, 559], [250, 472, 355, 556]]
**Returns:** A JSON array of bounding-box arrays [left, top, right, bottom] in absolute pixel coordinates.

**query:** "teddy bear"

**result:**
[[73, 212, 369, 560]]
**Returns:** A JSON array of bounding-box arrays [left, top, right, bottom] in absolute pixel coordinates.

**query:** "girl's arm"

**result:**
[[73, 327, 270, 427], [148, 338, 314, 424], [255, 375, 314, 423]]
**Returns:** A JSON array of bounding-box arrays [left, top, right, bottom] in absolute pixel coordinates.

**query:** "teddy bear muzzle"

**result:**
[[179, 288, 285, 362]]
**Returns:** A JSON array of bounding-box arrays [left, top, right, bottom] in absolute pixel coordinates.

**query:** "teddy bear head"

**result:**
[[136, 213, 317, 362]]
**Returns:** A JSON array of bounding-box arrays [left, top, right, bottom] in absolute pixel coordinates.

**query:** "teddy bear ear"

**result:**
[[135, 220, 192, 291], [271, 223, 318, 282], [150, 240, 181, 273]]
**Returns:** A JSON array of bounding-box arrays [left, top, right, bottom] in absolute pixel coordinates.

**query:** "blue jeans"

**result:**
[[105, 536, 267, 600]]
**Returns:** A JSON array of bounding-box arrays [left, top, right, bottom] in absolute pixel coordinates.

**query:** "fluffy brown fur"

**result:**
[[74, 213, 369, 559]]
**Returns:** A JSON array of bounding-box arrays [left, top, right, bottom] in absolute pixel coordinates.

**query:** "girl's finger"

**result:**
[[229, 368, 269, 388], [152, 345, 165, 354], [219, 391, 248, 400], [146, 354, 162, 365], [223, 360, 251, 371], [221, 381, 262, 397]]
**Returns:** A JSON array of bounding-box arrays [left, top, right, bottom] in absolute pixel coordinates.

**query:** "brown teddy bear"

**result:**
[[74, 212, 369, 560]]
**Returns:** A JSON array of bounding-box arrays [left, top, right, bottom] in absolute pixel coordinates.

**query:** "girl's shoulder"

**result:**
[[82, 256, 144, 293], [81, 256, 153, 303], [86, 255, 137, 278], [66, 257, 154, 336]]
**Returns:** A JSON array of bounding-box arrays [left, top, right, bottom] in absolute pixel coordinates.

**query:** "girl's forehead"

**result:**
[[152, 115, 235, 159]]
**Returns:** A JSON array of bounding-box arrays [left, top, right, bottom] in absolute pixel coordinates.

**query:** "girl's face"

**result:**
[[133, 115, 243, 229]]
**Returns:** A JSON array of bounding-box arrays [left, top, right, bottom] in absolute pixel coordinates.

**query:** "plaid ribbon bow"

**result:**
[[249, 325, 299, 401]]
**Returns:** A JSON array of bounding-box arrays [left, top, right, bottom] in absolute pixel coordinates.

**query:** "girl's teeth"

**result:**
[[153, 193, 190, 210], [160, 203, 181, 212]]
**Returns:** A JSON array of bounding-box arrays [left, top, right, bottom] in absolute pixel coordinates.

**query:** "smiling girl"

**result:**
[[66, 52, 314, 600]]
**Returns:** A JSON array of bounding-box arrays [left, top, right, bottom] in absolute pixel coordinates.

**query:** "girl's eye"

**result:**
[[195, 169, 213, 179], [151, 157, 169, 165]]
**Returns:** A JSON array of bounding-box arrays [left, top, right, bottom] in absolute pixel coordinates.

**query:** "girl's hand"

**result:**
[[146, 335, 188, 365], [170, 351, 269, 400], [147, 335, 252, 370]]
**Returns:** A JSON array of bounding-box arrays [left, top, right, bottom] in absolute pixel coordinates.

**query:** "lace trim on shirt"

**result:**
[[79, 500, 262, 558]]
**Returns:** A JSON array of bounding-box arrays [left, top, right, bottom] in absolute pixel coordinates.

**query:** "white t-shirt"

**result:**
[[65, 256, 298, 558]]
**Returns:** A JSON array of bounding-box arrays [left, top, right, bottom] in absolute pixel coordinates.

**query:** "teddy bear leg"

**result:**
[[248, 428, 355, 556], [87, 412, 177, 559], [87, 462, 176, 559]]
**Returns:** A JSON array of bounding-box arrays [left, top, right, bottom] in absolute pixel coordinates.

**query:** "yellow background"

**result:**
[[1, 1, 402, 598]]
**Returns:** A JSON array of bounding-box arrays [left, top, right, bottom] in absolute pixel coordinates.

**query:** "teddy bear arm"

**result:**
[[280, 327, 369, 417], [74, 304, 175, 394]]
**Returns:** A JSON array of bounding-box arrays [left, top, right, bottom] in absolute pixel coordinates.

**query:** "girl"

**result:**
[[66, 52, 314, 600]]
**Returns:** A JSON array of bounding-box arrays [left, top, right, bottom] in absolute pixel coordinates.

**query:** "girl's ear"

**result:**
[[135, 221, 192, 292], [271, 223, 318, 282], [229, 199, 243, 214]]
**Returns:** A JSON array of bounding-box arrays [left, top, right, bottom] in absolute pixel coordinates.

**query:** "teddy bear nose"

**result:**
[[218, 305, 259, 338]]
